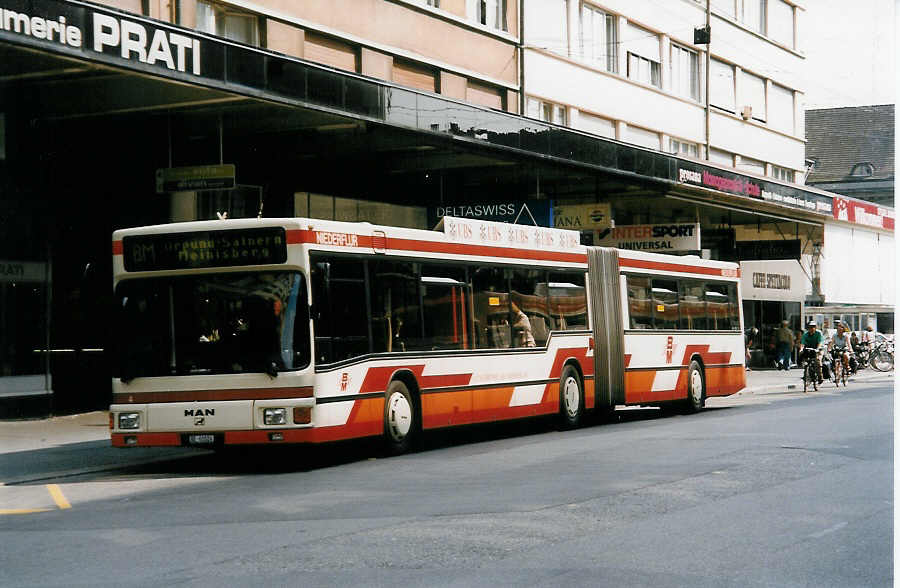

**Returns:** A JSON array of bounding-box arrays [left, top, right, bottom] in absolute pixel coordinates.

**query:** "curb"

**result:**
[[738, 370, 891, 396]]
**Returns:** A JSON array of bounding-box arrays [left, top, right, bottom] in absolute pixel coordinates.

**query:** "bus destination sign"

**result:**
[[123, 227, 287, 271]]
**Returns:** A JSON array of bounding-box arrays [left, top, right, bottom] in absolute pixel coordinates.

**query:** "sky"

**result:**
[[801, 0, 896, 109]]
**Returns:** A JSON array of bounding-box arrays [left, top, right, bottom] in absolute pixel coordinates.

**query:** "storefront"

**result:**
[[740, 259, 807, 367]]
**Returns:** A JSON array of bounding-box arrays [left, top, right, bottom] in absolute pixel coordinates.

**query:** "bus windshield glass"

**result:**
[[115, 271, 309, 379]]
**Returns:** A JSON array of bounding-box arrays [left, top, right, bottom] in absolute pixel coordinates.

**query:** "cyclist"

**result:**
[[830, 322, 853, 375], [799, 321, 824, 385]]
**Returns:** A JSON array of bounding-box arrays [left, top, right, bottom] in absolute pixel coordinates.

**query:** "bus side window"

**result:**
[[310, 257, 368, 364], [369, 260, 421, 353], [626, 275, 652, 329], [680, 281, 706, 331], [547, 271, 587, 331], [510, 268, 549, 347], [472, 266, 510, 349], [651, 279, 679, 330], [420, 264, 469, 351]]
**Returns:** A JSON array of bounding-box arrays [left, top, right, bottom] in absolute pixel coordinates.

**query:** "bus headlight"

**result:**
[[117, 412, 141, 430], [263, 408, 287, 426]]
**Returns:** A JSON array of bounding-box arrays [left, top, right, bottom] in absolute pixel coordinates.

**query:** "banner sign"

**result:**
[[552, 202, 612, 230], [0, 0, 224, 84], [442, 216, 581, 253], [833, 197, 895, 230], [593, 223, 700, 252], [735, 239, 801, 261], [676, 166, 834, 216], [0, 260, 48, 283], [428, 200, 551, 228], [740, 259, 807, 301], [156, 164, 236, 193]]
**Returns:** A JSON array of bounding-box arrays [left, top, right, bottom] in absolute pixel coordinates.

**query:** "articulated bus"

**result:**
[[109, 216, 745, 452]]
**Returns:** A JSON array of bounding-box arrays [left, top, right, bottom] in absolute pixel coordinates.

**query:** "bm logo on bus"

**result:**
[[665, 336, 674, 364], [185, 408, 214, 426], [340, 372, 350, 392]]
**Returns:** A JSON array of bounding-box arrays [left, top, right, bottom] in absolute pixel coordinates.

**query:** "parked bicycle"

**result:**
[[869, 340, 894, 372]]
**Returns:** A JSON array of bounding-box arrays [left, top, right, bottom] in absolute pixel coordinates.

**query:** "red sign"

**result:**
[[833, 197, 895, 231]]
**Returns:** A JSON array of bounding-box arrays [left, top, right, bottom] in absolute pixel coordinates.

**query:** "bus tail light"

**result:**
[[293, 407, 311, 424]]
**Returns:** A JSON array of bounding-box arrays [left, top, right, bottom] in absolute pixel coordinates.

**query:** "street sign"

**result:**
[[156, 164, 236, 193]]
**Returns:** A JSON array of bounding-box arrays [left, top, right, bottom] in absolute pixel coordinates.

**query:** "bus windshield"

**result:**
[[114, 271, 309, 379]]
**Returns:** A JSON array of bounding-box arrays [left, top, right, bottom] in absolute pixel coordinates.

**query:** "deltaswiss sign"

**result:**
[[0, 0, 218, 80]]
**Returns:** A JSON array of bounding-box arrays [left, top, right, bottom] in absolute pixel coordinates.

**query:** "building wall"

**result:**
[[91, 0, 520, 112], [821, 223, 895, 305], [522, 0, 806, 180]]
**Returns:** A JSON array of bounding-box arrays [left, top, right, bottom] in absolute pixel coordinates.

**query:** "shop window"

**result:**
[[770, 165, 794, 182], [581, 4, 617, 73], [196, 1, 260, 46]]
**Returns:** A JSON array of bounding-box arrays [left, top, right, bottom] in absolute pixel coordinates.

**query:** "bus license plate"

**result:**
[[187, 434, 216, 445]]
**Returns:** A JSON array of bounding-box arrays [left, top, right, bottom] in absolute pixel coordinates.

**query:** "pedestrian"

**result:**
[[775, 320, 793, 370], [510, 301, 535, 348]]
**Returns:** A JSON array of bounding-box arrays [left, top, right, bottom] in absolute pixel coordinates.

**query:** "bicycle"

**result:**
[[800, 348, 819, 393], [830, 348, 848, 387]]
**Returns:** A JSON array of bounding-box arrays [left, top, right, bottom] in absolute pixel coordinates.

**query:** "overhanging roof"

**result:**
[[0, 0, 893, 232]]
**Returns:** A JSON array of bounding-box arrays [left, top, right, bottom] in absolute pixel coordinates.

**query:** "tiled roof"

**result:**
[[805, 104, 894, 182]]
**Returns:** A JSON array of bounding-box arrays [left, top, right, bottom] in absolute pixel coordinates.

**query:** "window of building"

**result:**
[[770, 165, 794, 182], [738, 155, 765, 175], [669, 138, 700, 158], [740, 0, 767, 35], [711, 0, 736, 19], [581, 4, 617, 73], [709, 147, 734, 166], [527, 98, 566, 125], [576, 111, 616, 139], [624, 24, 660, 88], [468, 0, 507, 31], [526, 0, 566, 56], [741, 70, 766, 121], [670, 44, 700, 100], [626, 125, 660, 150], [466, 81, 504, 110], [628, 53, 661, 88], [393, 59, 437, 93], [304, 32, 358, 72], [768, 83, 794, 134], [710, 59, 735, 112], [768, 0, 794, 47], [195, 1, 260, 46]]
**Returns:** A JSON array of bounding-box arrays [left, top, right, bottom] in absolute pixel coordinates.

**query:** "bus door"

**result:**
[[587, 247, 625, 408]]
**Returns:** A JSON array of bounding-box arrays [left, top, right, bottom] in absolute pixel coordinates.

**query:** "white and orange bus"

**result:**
[[109, 216, 745, 452]]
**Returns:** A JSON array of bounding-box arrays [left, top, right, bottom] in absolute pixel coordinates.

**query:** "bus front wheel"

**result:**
[[383, 380, 419, 455], [559, 365, 584, 429], [685, 360, 705, 413]]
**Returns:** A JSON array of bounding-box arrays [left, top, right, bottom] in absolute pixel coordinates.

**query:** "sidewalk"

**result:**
[[738, 366, 892, 396]]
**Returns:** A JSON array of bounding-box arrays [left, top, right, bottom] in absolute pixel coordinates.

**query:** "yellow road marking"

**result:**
[[0, 508, 53, 515], [46, 484, 72, 510]]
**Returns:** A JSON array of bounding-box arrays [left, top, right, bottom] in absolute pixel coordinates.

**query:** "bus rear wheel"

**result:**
[[383, 380, 419, 455], [559, 365, 584, 429]]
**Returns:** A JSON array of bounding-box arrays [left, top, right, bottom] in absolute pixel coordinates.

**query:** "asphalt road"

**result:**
[[0, 376, 893, 587]]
